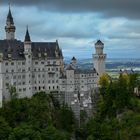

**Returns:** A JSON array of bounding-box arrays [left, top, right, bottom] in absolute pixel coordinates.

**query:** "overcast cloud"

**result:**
[[0, 0, 140, 59], [1, 0, 140, 19]]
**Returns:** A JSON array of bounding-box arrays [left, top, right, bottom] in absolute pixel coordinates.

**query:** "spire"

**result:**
[[7, 3, 14, 24], [24, 26, 31, 42], [5, 3, 16, 40]]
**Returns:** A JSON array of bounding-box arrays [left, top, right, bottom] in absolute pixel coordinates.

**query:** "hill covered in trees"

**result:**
[[0, 73, 140, 140], [0, 92, 77, 140]]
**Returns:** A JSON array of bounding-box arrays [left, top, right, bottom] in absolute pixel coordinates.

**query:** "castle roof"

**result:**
[[71, 56, 76, 61], [95, 40, 104, 45], [7, 8, 14, 24], [24, 27, 31, 42], [75, 68, 97, 74], [0, 40, 63, 60]]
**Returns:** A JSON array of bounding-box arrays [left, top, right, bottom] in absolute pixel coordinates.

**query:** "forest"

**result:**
[[0, 73, 140, 140]]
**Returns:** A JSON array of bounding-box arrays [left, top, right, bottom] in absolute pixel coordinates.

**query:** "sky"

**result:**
[[0, 0, 140, 59]]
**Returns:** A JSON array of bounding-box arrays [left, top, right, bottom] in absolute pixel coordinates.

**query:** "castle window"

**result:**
[[48, 80, 50, 83], [48, 68, 50, 71], [38, 74, 40, 78], [13, 75, 16, 79], [35, 87, 37, 90], [5, 62, 8, 66], [53, 61, 56, 65], [56, 80, 58, 83], [6, 76, 9, 80], [42, 68, 45, 71], [19, 89, 22, 92], [6, 69, 8, 73], [13, 82, 16, 86], [11, 69, 14, 73], [56, 68, 58, 71], [41, 61, 44, 64], [23, 88, 26, 91], [18, 75, 21, 79], [18, 62, 21, 65], [11, 62, 14, 65], [48, 61, 50, 65], [42, 74, 45, 77], [22, 62, 25, 65], [53, 86, 55, 89], [35, 61, 38, 65], [22, 69, 25, 72], [38, 68, 40, 71], [5, 83, 9, 87], [52, 80, 54, 83], [57, 86, 59, 89], [49, 86, 50, 90], [23, 82, 25, 85], [22, 75, 25, 79], [34, 68, 36, 71], [39, 86, 41, 90], [43, 86, 45, 89]]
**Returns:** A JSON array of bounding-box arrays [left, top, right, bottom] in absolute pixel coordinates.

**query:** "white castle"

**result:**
[[0, 7, 106, 117]]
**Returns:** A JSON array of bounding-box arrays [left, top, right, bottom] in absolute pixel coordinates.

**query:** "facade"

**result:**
[[0, 7, 106, 119]]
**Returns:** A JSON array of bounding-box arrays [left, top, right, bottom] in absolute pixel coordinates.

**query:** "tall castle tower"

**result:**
[[24, 27, 33, 97], [5, 6, 16, 40], [93, 40, 106, 76]]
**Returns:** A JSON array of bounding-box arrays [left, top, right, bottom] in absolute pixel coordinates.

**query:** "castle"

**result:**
[[0, 7, 106, 118]]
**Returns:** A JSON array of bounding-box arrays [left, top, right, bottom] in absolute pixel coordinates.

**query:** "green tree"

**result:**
[[0, 117, 11, 140], [6, 84, 17, 99], [8, 124, 41, 140]]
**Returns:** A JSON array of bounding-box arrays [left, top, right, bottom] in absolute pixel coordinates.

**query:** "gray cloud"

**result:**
[[1, 0, 140, 19]]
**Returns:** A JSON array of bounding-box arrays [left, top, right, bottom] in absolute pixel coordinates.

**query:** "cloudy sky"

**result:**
[[0, 0, 140, 59]]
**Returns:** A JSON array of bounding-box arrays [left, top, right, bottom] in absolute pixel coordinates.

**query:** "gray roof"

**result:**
[[75, 68, 97, 74], [24, 28, 31, 42], [71, 56, 76, 61], [7, 8, 14, 24], [0, 39, 63, 60], [95, 40, 104, 45]]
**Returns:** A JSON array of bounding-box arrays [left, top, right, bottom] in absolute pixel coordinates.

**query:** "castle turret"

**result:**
[[5, 6, 16, 40], [24, 27, 31, 54], [93, 40, 106, 76], [71, 57, 77, 65], [24, 27, 32, 97]]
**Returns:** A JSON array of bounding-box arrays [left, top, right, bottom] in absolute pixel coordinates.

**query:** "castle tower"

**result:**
[[93, 40, 106, 76], [5, 6, 16, 40], [71, 57, 77, 67], [24, 27, 33, 97]]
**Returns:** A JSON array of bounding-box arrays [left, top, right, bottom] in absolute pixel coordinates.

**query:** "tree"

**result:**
[[6, 84, 17, 99], [8, 124, 42, 140], [0, 117, 11, 140]]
